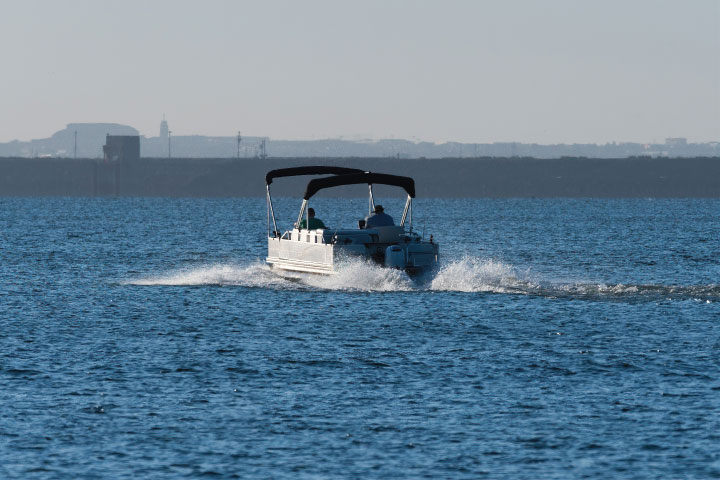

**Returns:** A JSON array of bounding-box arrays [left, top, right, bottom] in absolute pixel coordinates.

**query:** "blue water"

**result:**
[[1, 197, 719, 479]]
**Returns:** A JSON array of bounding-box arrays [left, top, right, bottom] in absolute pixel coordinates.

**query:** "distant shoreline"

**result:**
[[1, 156, 719, 198]]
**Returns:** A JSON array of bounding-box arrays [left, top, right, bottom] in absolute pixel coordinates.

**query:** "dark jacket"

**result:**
[[299, 217, 326, 230], [365, 212, 394, 228]]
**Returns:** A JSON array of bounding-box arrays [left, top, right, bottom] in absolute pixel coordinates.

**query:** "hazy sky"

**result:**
[[2, 0, 718, 144]]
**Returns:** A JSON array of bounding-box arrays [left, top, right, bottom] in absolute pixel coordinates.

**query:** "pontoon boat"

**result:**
[[265, 166, 439, 275]]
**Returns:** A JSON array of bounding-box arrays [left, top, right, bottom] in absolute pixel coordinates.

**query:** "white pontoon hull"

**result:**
[[266, 227, 439, 276]]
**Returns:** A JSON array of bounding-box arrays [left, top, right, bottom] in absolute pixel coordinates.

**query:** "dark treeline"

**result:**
[[0, 156, 719, 197]]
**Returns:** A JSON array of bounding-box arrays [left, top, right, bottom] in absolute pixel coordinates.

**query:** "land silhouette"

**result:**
[[1, 156, 719, 198], [2, 123, 718, 159]]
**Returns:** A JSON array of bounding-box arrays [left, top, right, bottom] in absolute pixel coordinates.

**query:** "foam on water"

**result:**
[[553, 282, 720, 301], [125, 256, 720, 302], [125, 261, 296, 289], [429, 256, 532, 293], [126, 258, 414, 292], [303, 258, 415, 292], [125, 256, 528, 294]]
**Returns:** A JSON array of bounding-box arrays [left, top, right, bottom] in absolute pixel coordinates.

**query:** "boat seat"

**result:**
[[320, 229, 374, 245], [364, 226, 405, 243]]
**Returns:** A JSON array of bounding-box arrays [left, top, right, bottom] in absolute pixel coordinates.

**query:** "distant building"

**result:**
[[103, 135, 140, 162], [665, 137, 688, 146]]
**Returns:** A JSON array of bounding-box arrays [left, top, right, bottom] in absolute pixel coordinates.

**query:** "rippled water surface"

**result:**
[[1, 197, 719, 478]]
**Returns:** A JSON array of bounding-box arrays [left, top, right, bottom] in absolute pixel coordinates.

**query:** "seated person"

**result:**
[[299, 207, 326, 230], [364, 205, 394, 228]]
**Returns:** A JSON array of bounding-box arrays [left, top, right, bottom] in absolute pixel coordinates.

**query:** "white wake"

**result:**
[[303, 258, 414, 292], [125, 261, 293, 289], [429, 256, 532, 293], [124, 258, 416, 292], [123, 257, 720, 301]]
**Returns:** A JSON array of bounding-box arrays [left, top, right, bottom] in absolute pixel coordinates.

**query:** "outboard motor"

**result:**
[[384, 245, 405, 269]]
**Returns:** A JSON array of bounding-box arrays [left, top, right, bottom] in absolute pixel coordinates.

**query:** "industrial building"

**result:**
[[103, 135, 140, 162]]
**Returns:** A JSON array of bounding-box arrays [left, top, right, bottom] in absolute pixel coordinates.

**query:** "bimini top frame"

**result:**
[[302, 172, 415, 200], [265, 166, 365, 237], [266, 166, 364, 185], [265, 166, 417, 237], [294, 172, 416, 232]]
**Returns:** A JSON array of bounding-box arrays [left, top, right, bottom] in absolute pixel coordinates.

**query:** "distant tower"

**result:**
[[159, 115, 169, 155], [160, 115, 169, 139]]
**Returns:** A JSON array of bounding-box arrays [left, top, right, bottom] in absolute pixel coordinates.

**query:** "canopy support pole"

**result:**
[[266, 184, 279, 236], [400, 195, 411, 227], [368, 184, 375, 215], [295, 199, 308, 230], [409, 198, 413, 232]]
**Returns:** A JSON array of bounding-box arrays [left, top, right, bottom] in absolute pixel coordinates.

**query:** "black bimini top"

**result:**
[[265, 166, 365, 185], [304, 172, 415, 200]]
